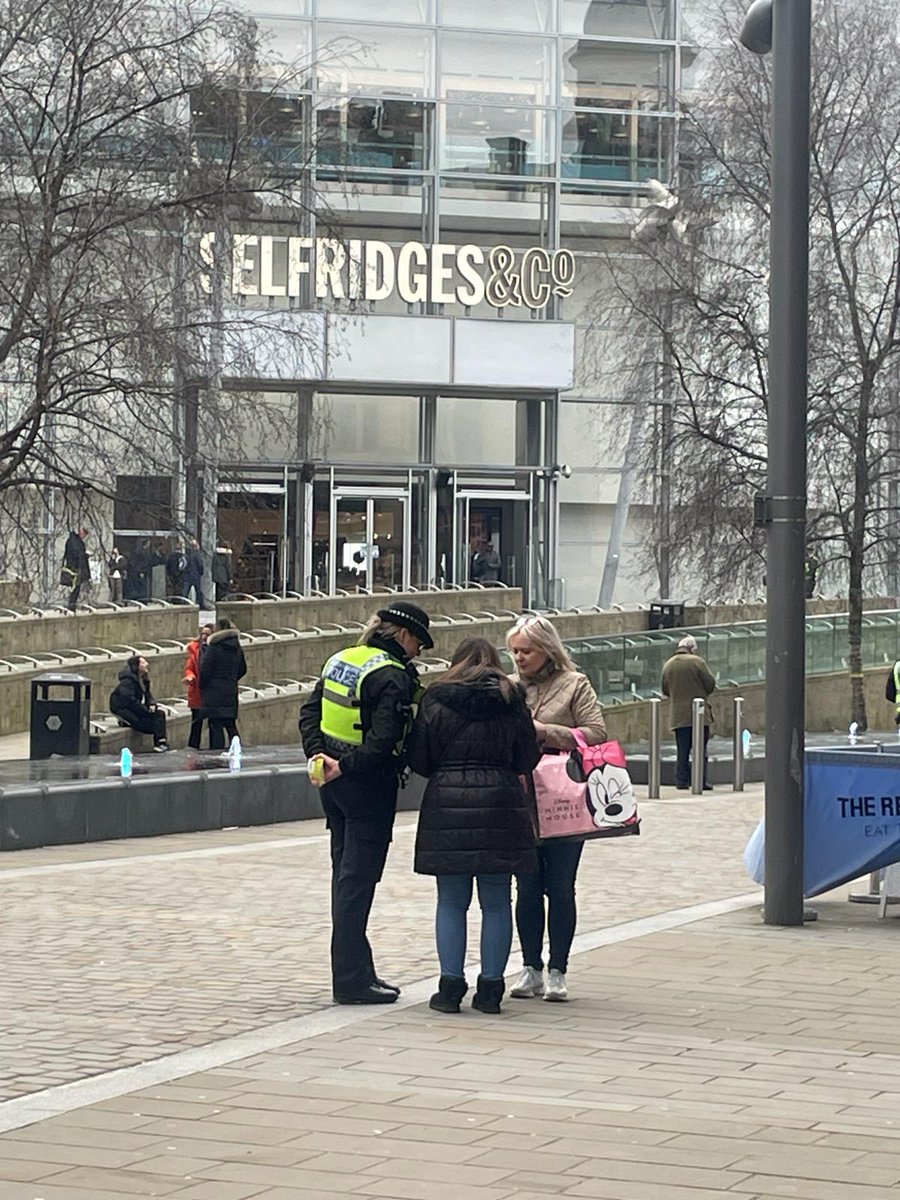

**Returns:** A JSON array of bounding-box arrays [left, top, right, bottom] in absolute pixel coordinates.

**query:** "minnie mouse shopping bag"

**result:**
[[532, 729, 641, 842]]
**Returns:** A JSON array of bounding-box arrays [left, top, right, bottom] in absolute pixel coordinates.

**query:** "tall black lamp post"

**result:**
[[740, 0, 811, 926]]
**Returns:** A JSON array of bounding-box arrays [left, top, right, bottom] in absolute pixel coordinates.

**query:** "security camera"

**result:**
[[560, 464, 572, 479]]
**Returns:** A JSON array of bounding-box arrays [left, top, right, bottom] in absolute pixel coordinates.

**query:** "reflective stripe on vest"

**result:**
[[319, 645, 405, 747]]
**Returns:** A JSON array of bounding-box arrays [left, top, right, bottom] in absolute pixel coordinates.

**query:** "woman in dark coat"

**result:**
[[200, 618, 247, 749], [408, 637, 540, 1015]]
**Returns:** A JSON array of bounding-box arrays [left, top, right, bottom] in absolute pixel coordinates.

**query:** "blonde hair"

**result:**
[[505, 614, 575, 673], [358, 614, 405, 646]]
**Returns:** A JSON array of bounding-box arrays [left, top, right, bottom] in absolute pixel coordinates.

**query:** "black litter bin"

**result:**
[[30, 674, 91, 759], [648, 600, 685, 631]]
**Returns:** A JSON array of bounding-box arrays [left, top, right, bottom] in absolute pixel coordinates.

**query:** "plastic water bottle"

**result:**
[[742, 729, 752, 760], [848, 721, 859, 745], [120, 747, 133, 779], [228, 735, 242, 773]]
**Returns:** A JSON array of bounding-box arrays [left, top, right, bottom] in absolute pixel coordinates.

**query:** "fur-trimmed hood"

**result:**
[[207, 627, 241, 647]]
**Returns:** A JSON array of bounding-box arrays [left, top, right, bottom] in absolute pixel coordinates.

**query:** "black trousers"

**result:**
[[516, 840, 585, 974], [674, 724, 710, 787], [184, 577, 207, 608], [208, 718, 238, 750], [188, 708, 206, 750], [320, 774, 397, 999], [118, 707, 167, 745], [68, 582, 82, 612]]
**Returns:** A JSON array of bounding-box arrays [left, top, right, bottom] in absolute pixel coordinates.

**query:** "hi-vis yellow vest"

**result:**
[[319, 644, 407, 747]]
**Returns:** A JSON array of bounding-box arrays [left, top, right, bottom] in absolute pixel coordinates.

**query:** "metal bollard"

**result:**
[[733, 696, 745, 792], [691, 697, 705, 794], [648, 697, 661, 799]]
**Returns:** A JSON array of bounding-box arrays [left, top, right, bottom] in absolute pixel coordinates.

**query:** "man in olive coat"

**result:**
[[661, 635, 716, 790]]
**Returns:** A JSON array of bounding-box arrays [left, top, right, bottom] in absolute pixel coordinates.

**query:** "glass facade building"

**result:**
[[174, 0, 686, 603]]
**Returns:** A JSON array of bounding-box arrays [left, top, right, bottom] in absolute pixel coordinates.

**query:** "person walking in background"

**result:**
[[471, 538, 502, 585], [106, 547, 127, 603], [885, 658, 900, 726], [200, 618, 247, 750], [184, 538, 207, 608], [661, 635, 717, 791], [183, 623, 213, 749], [109, 654, 169, 751], [506, 614, 607, 1003], [300, 602, 431, 1006], [126, 540, 151, 601], [60, 527, 90, 612], [212, 543, 234, 602], [166, 543, 187, 597], [409, 638, 540, 1016]]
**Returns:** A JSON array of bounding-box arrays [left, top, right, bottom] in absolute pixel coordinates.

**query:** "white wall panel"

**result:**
[[326, 314, 453, 385], [221, 308, 326, 382], [453, 321, 575, 389]]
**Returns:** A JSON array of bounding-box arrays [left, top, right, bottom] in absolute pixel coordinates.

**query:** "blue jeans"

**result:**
[[435, 874, 513, 980], [515, 840, 585, 973]]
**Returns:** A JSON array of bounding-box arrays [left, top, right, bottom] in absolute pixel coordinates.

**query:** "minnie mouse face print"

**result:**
[[584, 763, 638, 829]]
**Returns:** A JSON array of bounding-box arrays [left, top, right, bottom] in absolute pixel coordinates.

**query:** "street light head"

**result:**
[[739, 0, 773, 55]]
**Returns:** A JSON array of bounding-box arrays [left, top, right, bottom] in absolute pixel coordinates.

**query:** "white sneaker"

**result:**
[[509, 966, 544, 998], [543, 969, 568, 1002]]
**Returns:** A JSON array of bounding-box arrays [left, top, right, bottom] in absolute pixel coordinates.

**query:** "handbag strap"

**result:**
[[571, 727, 588, 752]]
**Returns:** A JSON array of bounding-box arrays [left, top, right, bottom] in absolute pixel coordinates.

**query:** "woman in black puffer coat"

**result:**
[[200, 618, 247, 750], [408, 637, 540, 1015]]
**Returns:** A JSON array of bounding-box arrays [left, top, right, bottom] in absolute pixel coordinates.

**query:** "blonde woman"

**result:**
[[506, 614, 606, 1001]]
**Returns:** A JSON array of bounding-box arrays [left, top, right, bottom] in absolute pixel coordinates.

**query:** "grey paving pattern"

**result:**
[[4, 886, 900, 1199], [0, 786, 764, 1101]]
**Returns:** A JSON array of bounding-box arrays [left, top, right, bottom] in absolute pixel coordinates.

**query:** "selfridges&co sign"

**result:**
[[201, 233, 575, 311]]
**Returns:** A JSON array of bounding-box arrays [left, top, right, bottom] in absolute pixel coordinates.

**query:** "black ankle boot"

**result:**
[[429, 975, 468, 1014], [471, 974, 505, 1014]]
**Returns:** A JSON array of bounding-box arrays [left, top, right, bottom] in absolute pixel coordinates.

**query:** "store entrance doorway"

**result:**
[[329, 488, 410, 593], [456, 491, 531, 590], [217, 484, 288, 595]]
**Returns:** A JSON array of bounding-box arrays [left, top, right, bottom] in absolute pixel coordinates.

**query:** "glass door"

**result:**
[[455, 490, 532, 590], [372, 496, 406, 590], [330, 488, 411, 593], [334, 496, 369, 592]]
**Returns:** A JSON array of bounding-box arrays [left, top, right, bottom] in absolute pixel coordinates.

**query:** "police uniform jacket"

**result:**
[[299, 633, 419, 780]]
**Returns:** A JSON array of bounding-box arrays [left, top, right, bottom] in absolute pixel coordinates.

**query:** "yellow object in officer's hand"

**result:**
[[307, 754, 326, 787]]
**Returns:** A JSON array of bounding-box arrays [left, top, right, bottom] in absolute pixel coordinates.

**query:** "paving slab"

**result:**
[[5, 783, 900, 1198]]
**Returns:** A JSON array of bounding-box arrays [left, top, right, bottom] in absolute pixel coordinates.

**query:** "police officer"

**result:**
[[300, 601, 433, 1004]]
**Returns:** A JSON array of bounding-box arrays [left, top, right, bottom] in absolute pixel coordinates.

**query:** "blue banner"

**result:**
[[804, 750, 900, 897], [745, 749, 900, 897]]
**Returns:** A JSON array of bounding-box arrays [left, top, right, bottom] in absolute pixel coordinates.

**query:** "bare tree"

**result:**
[[0, 0, 322, 595], [603, 0, 900, 728]]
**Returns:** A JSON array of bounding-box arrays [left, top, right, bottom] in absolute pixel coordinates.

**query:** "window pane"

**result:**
[[317, 23, 435, 97], [311, 394, 420, 462], [435, 398, 517, 464], [441, 31, 554, 106], [441, 103, 553, 176], [442, 0, 554, 33], [256, 18, 312, 80], [562, 0, 674, 39], [561, 40, 674, 108], [561, 110, 673, 183], [317, 98, 428, 171], [440, 177, 554, 243], [317, 0, 434, 19], [230, 0, 311, 14]]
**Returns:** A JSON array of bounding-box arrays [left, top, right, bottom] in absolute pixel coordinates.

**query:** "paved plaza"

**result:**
[[3, 782, 900, 1198]]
